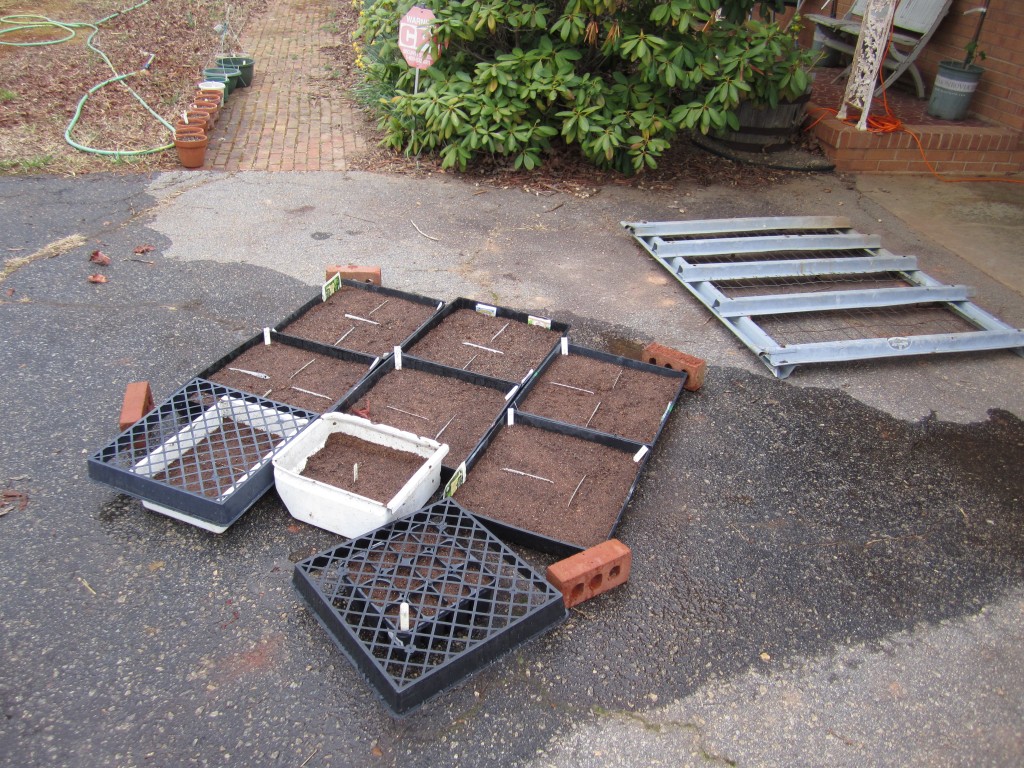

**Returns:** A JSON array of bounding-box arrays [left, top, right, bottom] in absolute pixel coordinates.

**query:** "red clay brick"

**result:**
[[119, 381, 155, 432], [325, 265, 383, 285], [642, 342, 707, 392], [546, 539, 632, 609]]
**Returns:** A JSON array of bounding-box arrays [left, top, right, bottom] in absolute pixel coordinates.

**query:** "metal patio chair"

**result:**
[[806, 0, 953, 97]]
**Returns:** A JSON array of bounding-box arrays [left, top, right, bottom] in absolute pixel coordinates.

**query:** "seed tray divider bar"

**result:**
[[622, 216, 1024, 378], [403, 297, 569, 353]]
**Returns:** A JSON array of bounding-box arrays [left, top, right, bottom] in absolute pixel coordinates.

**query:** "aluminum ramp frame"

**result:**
[[623, 216, 1024, 379]]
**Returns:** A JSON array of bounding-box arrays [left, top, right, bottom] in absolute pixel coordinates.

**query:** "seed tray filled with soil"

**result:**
[[273, 413, 449, 538], [276, 279, 443, 357], [198, 332, 375, 413], [88, 379, 313, 533], [516, 343, 686, 445], [336, 355, 517, 471], [454, 411, 648, 556], [403, 298, 568, 383], [293, 498, 567, 715]]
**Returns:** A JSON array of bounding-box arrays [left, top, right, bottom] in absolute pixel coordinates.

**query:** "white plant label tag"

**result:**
[[528, 315, 552, 329], [322, 273, 342, 302], [507, 409, 515, 426], [475, 303, 497, 317], [561, 337, 569, 355], [263, 327, 271, 345], [504, 385, 519, 401], [520, 368, 534, 385], [393, 347, 402, 370], [633, 445, 649, 463]]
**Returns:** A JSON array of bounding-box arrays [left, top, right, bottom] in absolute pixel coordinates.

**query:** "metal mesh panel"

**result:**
[[294, 499, 566, 714], [761, 305, 977, 346]]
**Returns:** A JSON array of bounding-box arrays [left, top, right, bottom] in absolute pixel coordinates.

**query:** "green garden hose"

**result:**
[[0, 1, 175, 158]]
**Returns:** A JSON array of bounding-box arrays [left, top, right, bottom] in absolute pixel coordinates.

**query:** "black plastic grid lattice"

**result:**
[[293, 499, 567, 715], [88, 378, 314, 530]]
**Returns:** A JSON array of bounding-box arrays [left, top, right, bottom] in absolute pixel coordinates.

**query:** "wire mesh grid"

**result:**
[[760, 304, 978, 346], [92, 379, 312, 503], [662, 226, 848, 242], [716, 271, 912, 297], [294, 499, 566, 713]]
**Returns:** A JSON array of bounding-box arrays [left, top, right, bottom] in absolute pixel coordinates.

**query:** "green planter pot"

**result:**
[[927, 60, 983, 121], [216, 56, 255, 88], [203, 66, 241, 95]]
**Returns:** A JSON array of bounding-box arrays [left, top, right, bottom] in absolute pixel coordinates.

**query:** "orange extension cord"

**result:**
[[805, 46, 1024, 185]]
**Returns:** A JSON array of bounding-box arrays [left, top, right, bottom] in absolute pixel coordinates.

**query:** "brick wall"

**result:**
[[823, 0, 1023, 131]]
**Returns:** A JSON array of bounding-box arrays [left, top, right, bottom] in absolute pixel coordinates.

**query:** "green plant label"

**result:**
[[527, 315, 551, 329], [322, 273, 342, 302], [442, 462, 467, 498], [475, 303, 497, 317]]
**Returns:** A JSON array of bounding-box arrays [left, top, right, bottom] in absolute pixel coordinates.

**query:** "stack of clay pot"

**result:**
[[173, 85, 225, 169]]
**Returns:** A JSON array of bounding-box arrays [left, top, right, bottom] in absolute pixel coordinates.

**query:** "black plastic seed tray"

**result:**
[[333, 354, 519, 473], [514, 342, 686, 446], [275, 278, 444, 358], [196, 330, 376, 413], [454, 410, 650, 557], [293, 499, 567, 715], [87, 378, 314, 532], [402, 298, 569, 384]]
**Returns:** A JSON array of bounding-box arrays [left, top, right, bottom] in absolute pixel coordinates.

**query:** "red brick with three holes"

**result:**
[[545, 539, 632, 609]]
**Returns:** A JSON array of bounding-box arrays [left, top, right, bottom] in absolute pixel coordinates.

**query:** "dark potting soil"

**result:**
[[344, 368, 511, 466], [520, 354, 681, 443], [407, 308, 560, 382], [300, 432, 426, 504], [207, 342, 368, 412], [280, 287, 438, 355], [153, 417, 280, 499], [454, 423, 640, 549]]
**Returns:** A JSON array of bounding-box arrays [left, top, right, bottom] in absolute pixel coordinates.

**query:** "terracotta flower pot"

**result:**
[[194, 91, 222, 108], [183, 110, 211, 130], [174, 133, 209, 169], [174, 122, 206, 137], [188, 103, 217, 127]]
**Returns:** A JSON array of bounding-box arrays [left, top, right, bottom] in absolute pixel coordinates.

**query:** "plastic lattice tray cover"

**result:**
[[293, 499, 568, 714], [88, 378, 313, 532]]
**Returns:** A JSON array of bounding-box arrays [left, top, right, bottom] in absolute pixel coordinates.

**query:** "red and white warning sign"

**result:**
[[398, 6, 438, 70]]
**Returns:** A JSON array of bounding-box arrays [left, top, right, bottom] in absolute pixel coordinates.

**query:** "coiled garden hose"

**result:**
[[0, 1, 175, 158]]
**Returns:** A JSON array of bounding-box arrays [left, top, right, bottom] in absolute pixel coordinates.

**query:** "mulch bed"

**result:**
[[280, 287, 439, 356], [454, 423, 641, 550], [406, 309, 560, 382], [343, 367, 510, 467], [300, 432, 426, 504], [519, 354, 682, 443], [207, 342, 368, 412]]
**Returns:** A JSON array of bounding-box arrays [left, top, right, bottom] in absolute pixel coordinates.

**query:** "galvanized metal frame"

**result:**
[[623, 216, 1024, 378]]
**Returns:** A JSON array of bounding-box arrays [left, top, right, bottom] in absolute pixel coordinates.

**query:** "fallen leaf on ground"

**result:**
[[0, 489, 29, 513], [89, 250, 112, 266], [87, 274, 108, 283], [134, 244, 155, 254], [5, 288, 13, 297]]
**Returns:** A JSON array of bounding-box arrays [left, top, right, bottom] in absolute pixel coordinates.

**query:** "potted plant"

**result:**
[[715, 16, 818, 151], [927, 0, 989, 121]]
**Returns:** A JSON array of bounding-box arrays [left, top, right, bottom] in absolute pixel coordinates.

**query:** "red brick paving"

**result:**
[[206, 0, 367, 171]]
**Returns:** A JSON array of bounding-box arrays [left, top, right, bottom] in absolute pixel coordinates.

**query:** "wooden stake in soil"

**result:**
[[567, 474, 587, 507], [345, 313, 380, 326], [549, 381, 594, 395], [228, 367, 269, 380], [290, 358, 316, 380], [462, 341, 504, 355], [290, 386, 333, 402], [353, 463, 359, 483], [585, 401, 602, 428], [462, 354, 478, 370], [385, 405, 429, 420], [611, 368, 623, 390], [368, 299, 390, 315], [334, 326, 355, 345], [435, 415, 456, 440], [501, 467, 554, 483], [490, 321, 510, 342]]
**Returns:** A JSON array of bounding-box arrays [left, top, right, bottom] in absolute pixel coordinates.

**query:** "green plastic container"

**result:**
[[216, 56, 255, 88], [203, 66, 241, 95]]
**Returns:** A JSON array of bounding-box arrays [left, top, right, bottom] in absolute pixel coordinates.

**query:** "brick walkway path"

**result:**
[[206, 0, 367, 171]]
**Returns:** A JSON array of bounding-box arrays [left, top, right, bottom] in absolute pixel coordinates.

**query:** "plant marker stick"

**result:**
[[345, 313, 380, 326], [290, 386, 332, 401], [334, 326, 355, 345], [549, 381, 594, 394], [435, 415, 456, 439], [462, 354, 478, 370], [585, 400, 602, 428], [228, 367, 270, 380], [368, 299, 390, 315], [501, 467, 554, 483], [490, 321, 510, 342], [385, 405, 428, 420], [462, 341, 503, 354], [567, 474, 587, 508], [290, 358, 316, 379], [611, 368, 624, 390], [399, 601, 410, 631], [353, 463, 358, 483]]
